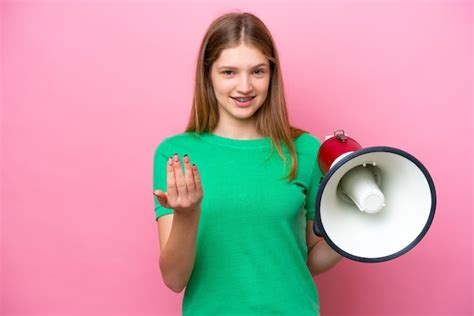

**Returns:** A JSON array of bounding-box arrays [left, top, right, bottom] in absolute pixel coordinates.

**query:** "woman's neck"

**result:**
[[212, 120, 264, 140]]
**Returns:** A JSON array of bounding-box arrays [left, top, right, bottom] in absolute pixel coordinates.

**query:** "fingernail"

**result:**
[[183, 154, 189, 163], [173, 153, 179, 162], [168, 157, 173, 165]]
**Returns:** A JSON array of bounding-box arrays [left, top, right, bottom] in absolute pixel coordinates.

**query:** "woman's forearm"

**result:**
[[159, 209, 201, 293], [307, 239, 343, 277]]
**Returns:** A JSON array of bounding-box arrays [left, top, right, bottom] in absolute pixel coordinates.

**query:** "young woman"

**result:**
[[153, 11, 342, 315]]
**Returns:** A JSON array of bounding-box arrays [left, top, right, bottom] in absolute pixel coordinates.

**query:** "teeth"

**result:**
[[235, 97, 253, 102]]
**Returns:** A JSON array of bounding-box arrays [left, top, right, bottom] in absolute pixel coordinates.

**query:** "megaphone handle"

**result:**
[[314, 220, 323, 237], [334, 129, 347, 141]]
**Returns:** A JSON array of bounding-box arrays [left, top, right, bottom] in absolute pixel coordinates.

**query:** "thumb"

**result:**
[[154, 190, 169, 206], [154, 189, 165, 197]]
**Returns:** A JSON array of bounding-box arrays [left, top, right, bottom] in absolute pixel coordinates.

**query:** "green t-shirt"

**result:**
[[153, 131, 323, 315]]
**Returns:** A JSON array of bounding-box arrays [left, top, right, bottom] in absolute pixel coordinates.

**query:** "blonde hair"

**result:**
[[185, 11, 307, 181]]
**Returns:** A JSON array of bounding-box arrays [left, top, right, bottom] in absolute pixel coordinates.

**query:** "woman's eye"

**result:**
[[221, 69, 265, 76]]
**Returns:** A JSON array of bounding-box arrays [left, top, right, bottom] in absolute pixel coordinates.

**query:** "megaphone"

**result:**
[[313, 130, 436, 263]]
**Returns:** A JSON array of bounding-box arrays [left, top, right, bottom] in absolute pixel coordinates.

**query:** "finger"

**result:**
[[154, 189, 166, 203], [154, 189, 165, 199], [155, 190, 169, 208], [183, 154, 196, 193], [172, 154, 188, 197], [192, 163, 203, 194], [166, 157, 178, 202]]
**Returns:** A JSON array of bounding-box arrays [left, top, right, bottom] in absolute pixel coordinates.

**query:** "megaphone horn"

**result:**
[[314, 130, 436, 263]]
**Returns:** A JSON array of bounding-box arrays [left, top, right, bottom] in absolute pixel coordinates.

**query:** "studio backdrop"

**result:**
[[2, 1, 472, 315]]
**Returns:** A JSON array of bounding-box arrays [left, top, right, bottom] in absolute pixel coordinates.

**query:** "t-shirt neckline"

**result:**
[[197, 132, 272, 148]]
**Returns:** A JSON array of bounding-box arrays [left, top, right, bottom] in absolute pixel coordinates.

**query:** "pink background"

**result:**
[[2, 0, 472, 315]]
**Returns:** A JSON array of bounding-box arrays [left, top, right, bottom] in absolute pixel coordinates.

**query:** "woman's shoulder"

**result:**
[[154, 131, 199, 153], [294, 132, 322, 150], [161, 131, 199, 144]]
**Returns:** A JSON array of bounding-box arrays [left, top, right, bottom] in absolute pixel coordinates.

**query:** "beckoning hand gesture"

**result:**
[[154, 154, 203, 215]]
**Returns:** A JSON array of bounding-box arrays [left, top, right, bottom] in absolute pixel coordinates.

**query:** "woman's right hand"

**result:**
[[154, 153, 203, 215]]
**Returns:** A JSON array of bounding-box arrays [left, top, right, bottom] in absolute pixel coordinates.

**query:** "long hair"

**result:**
[[184, 11, 308, 182]]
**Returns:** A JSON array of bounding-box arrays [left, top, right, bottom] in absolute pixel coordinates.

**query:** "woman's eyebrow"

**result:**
[[217, 63, 269, 70]]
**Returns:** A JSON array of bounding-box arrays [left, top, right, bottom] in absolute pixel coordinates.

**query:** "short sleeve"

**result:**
[[304, 138, 323, 222], [153, 141, 174, 221]]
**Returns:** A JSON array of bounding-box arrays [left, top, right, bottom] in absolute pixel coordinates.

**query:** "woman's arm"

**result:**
[[306, 220, 343, 276], [307, 239, 343, 277], [155, 154, 203, 293], [158, 210, 200, 293]]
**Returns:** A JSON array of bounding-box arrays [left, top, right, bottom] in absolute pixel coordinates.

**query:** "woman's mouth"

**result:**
[[231, 96, 256, 107]]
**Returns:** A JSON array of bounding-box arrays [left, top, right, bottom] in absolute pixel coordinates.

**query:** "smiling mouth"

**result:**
[[231, 96, 256, 101]]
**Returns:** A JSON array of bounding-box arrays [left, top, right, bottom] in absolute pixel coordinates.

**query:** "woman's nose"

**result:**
[[237, 75, 253, 93]]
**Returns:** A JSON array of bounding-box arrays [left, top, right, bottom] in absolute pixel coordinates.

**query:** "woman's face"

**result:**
[[210, 43, 271, 123]]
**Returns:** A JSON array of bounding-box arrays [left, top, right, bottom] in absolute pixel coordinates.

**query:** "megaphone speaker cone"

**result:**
[[314, 146, 436, 263]]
